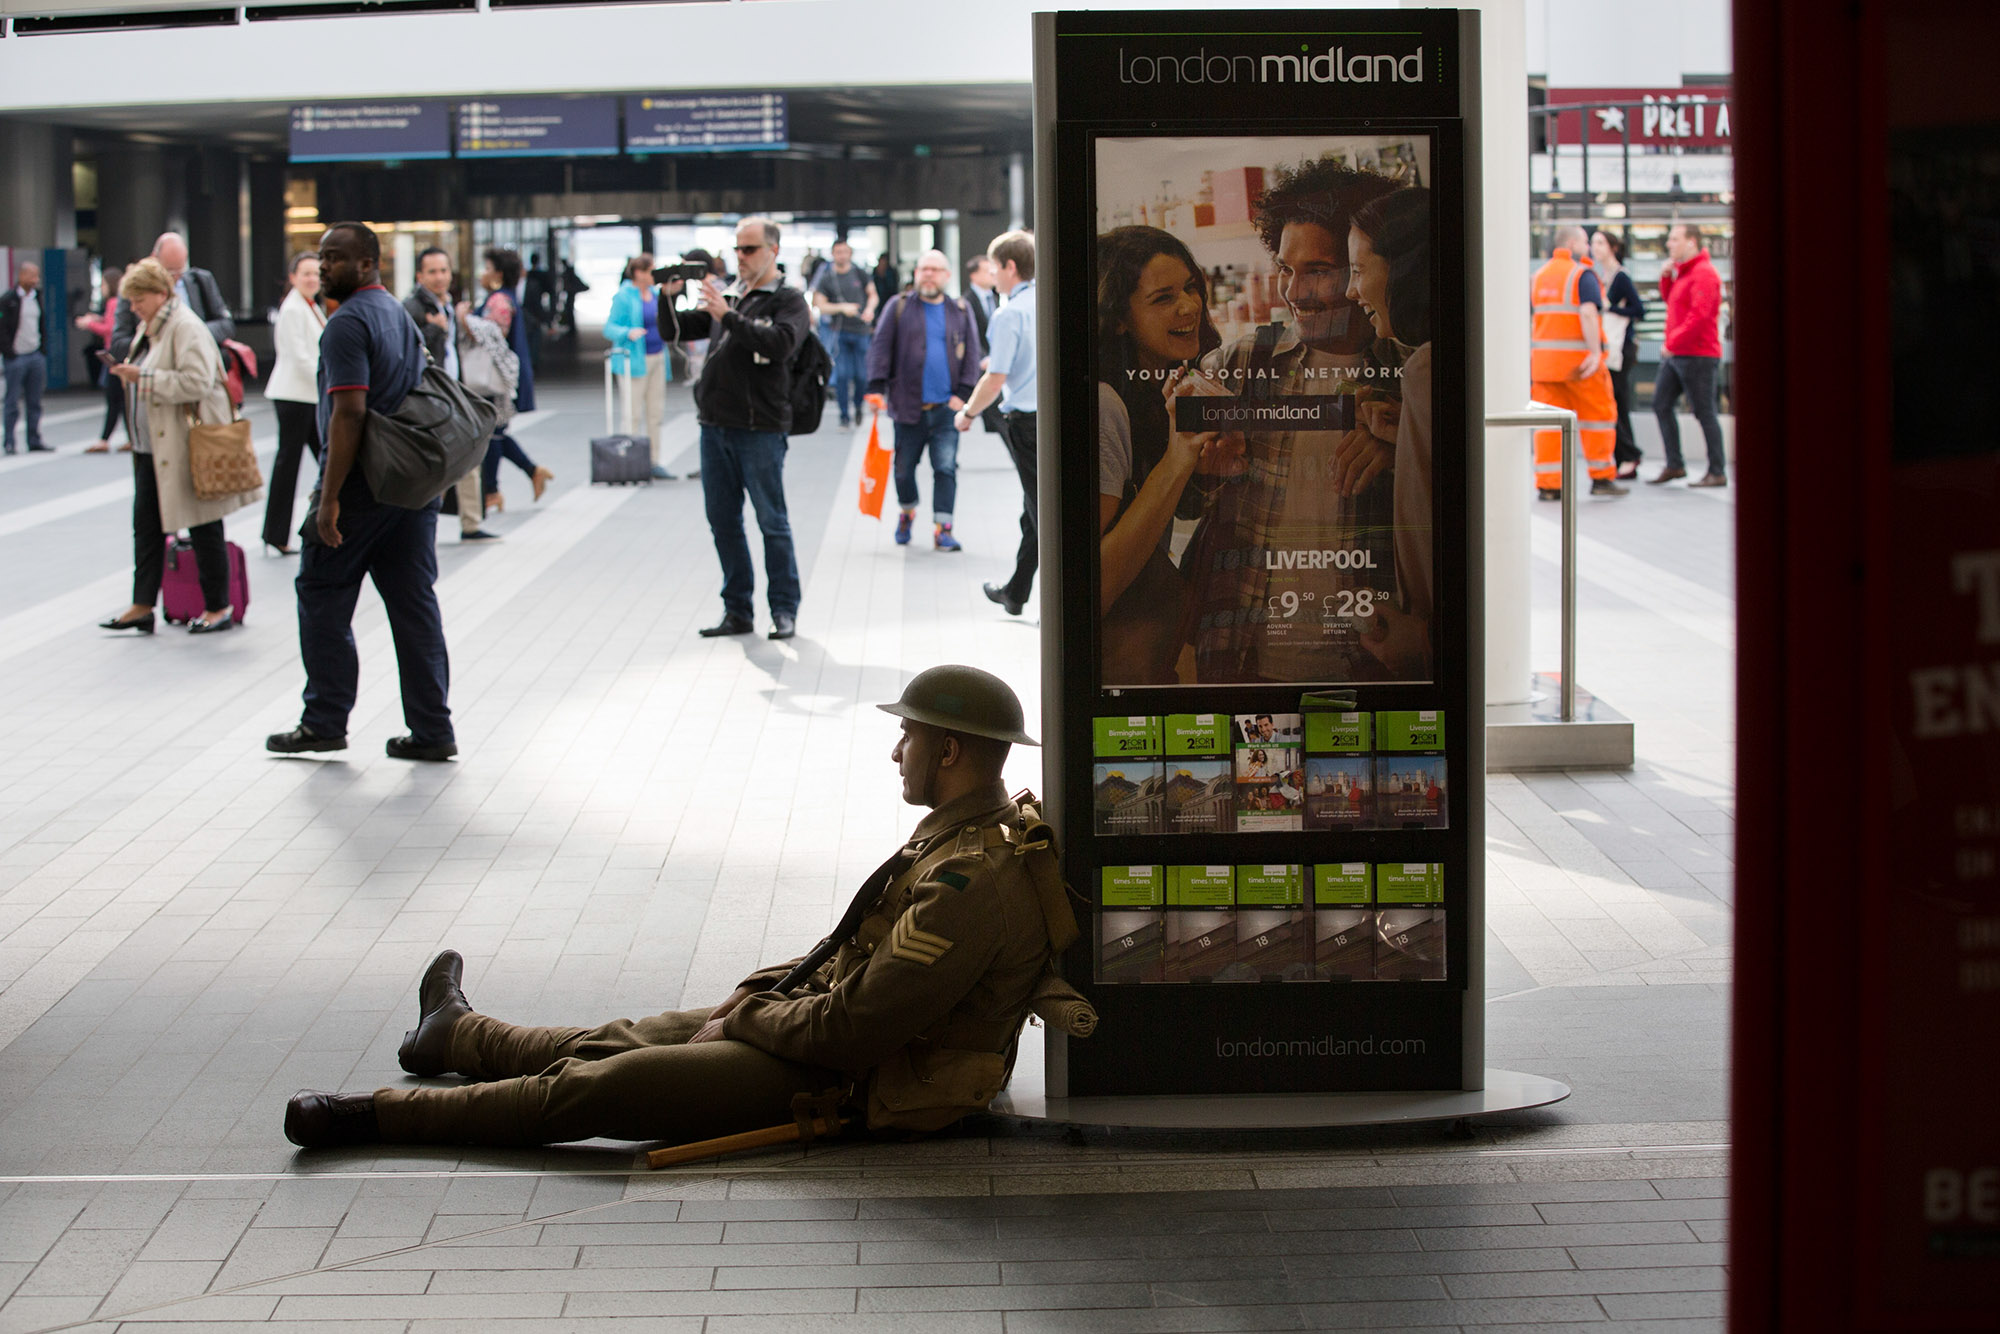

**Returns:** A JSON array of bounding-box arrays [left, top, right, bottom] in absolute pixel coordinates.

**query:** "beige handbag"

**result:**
[[185, 400, 262, 501], [1601, 308, 1632, 372]]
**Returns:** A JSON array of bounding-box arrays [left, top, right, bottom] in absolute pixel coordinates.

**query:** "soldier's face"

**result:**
[[893, 722, 936, 806]]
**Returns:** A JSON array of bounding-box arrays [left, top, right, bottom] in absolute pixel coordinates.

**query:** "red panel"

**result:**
[[1735, 2, 2000, 1328], [1729, 1, 1869, 1328]]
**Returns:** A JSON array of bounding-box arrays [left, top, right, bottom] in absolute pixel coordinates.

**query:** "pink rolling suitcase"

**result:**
[[161, 535, 251, 624]]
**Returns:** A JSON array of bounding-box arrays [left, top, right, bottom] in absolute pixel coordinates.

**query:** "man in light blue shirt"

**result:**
[[956, 231, 1038, 615]]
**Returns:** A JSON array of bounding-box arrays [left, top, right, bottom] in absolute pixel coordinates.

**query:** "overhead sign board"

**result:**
[[626, 93, 788, 153], [1542, 87, 1733, 147], [457, 97, 619, 158], [289, 102, 450, 162]]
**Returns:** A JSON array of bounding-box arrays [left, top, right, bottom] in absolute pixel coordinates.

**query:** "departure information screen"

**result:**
[[289, 103, 449, 162], [626, 93, 788, 153], [457, 98, 619, 158]]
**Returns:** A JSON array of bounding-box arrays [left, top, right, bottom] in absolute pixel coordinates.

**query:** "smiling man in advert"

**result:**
[[1179, 155, 1415, 685]]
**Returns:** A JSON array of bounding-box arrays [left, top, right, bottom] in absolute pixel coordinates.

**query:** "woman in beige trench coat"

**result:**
[[101, 258, 263, 635]]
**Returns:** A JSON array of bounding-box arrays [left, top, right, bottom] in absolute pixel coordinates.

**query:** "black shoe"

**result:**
[[100, 611, 155, 635], [1689, 472, 1729, 489], [386, 735, 458, 762], [188, 610, 235, 635], [460, 529, 503, 543], [699, 614, 754, 638], [1537, 488, 1562, 502], [1590, 478, 1629, 497], [24, 443, 52, 453], [284, 1091, 380, 1149], [983, 582, 1024, 617], [398, 949, 470, 1077], [267, 725, 347, 754], [1647, 466, 1687, 485], [768, 612, 796, 640]]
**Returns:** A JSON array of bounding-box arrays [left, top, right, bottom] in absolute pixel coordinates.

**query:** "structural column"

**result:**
[[0, 122, 72, 251], [94, 144, 185, 269], [1466, 0, 1533, 708]]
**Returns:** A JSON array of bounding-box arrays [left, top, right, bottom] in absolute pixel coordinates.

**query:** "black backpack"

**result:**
[[788, 329, 834, 435]]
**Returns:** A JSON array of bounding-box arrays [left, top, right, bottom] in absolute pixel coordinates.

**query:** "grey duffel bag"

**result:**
[[361, 366, 498, 509]]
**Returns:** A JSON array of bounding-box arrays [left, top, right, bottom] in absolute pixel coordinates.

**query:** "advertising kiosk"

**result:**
[[1004, 9, 1567, 1124]]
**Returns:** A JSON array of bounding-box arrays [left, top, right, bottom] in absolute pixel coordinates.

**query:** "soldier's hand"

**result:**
[[708, 985, 756, 1022], [688, 1016, 730, 1044]]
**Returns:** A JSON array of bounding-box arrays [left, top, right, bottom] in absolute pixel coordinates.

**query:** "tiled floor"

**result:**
[[0, 366, 1735, 1331]]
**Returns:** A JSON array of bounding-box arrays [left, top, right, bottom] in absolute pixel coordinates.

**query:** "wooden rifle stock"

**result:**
[[644, 1115, 847, 1169]]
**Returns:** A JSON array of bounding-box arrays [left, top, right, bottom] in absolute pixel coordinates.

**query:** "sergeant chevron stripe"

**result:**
[[890, 916, 955, 966]]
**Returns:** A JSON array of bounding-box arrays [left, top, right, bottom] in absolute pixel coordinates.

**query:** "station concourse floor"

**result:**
[[0, 367, 1735, 1332]]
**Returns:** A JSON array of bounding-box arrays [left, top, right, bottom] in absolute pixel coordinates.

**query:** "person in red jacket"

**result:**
[[1649, 222, 1728, 488]]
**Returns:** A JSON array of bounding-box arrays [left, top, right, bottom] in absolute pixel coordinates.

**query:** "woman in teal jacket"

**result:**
[[603, 254, 675, 480]]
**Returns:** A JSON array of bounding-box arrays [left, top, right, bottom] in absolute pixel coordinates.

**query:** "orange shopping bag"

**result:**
[[857, 413, 891, 518]]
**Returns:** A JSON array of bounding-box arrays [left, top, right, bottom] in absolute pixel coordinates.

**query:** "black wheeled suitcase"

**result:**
[[591, 355, 652, 485]]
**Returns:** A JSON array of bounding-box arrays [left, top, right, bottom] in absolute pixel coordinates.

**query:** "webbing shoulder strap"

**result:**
[[1006, 790, 1081, 953]]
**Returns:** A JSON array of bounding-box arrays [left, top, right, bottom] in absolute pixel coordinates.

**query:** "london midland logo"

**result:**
[[1117, 41, 1428, 85]]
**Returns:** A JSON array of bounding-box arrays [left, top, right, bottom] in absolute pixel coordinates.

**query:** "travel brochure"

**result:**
[[1095, 862, 1445, 984], [1091, 708, 1446, 833]]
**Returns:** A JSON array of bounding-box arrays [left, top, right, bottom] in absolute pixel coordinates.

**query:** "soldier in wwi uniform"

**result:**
[[283, 665, 1076, 1150]]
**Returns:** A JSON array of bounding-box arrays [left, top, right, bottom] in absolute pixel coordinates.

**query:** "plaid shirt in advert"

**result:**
[[1184, 323, 1406, 685]]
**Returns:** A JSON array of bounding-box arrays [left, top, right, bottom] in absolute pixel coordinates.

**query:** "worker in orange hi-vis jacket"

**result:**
[[1529, 225, 1626, 499]]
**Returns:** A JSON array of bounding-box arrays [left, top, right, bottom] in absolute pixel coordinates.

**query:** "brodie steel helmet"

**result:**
[[877, 665, 1039, 747]]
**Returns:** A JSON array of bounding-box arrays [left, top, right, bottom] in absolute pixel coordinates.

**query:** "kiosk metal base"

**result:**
[[994, 1025, 1571, 1130], [1486, 673, 1634, 771]]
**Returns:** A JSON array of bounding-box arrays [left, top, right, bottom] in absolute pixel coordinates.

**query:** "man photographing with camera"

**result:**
[[670, 217, 812, 643]]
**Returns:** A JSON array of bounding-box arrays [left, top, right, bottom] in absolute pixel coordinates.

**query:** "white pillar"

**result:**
[[1454, 0, 1535, 707]]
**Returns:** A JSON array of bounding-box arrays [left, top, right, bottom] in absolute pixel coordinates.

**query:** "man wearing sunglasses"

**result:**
[[671, 217, 813, 641]]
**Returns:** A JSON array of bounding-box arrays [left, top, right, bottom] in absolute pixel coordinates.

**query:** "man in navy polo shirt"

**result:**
[[267, 222, 456, 762]]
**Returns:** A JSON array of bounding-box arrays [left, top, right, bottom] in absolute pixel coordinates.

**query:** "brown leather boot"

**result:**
[[284, 1091, 379, 1148], [398, 950, 471, 1077]]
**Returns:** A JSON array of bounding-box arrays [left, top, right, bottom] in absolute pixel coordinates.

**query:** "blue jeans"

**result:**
[[892, 404, 959, 522], [2, 352, 46, 451], [296, 499, 453, 744], [700, 425, 800, 621], [832, 329, 871, 420]]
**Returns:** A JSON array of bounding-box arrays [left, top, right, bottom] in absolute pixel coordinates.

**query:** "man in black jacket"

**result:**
[[110, 233, 233, 359], [669, 216, 812, 642], [0, 261, 51, 454], [405, 248, 498, 545]]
